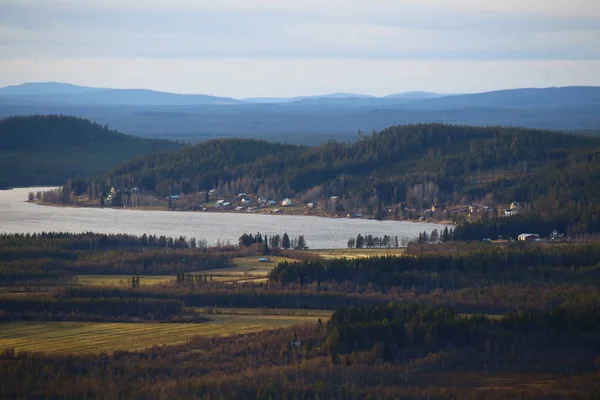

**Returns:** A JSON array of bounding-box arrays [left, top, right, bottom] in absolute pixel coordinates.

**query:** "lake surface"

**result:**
[[0, 187, 447, 249]]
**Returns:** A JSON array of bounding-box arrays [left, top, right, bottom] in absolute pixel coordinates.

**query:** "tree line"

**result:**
[[269, 242, 600, 289], [325, 302, 600, 363], [238, 232, 307, 251]]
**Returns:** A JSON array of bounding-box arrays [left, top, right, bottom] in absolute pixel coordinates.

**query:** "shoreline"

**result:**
[[29, 200, 453, 226]]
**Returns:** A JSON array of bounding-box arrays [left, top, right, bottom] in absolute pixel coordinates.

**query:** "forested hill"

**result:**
[[96, 123, 596, 196], [0, 115, 180, 187], [81, 123, 600, 235]]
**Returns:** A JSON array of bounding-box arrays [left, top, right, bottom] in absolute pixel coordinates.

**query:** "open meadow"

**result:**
[[71, 256, 300, 287], [312, 247, 406, 259], [0, 313, 322, 355], [198, 255, 299, 283], [75, 275, 175, 287]]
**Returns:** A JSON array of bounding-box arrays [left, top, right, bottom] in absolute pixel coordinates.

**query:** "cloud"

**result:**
[[0, 1, 599, 61], [1, 0, 599, 94], [6, 0, 599, 18]]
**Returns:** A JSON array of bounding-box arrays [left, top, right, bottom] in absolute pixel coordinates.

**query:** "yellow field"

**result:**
[[197, 307, 332, 319], [75, 275, 174, 287], [199, 256, 299, 283], [73, 256, 297, 287], [229, 255, 298, 275], [0, 314, 319, 355], [312, 248, 406, 260]]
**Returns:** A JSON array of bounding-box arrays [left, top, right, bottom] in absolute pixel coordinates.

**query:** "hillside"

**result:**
[[0, 82, 240, 106], [76, 123, 600, 235], [0, 115, 180, 187], [1, 85, 599, 144], [399, 86, 600, 110]]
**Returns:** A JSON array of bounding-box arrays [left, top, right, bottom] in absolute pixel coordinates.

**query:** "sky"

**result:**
[[0, 0, 599, 98]]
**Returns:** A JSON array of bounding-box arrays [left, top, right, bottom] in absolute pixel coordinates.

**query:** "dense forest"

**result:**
[[86, 124, 598, 199], [1, 303, 598, 398], [269, 242, 600, 290], [0, 115, 179, 186], [1, 232, 599, 398], [66, 123, 600, 238]]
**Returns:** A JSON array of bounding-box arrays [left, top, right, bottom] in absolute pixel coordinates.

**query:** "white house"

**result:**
[[518, 233, 540, 242], [281, 198, 294, 206]]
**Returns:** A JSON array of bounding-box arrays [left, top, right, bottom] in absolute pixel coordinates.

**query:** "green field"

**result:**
[[75, 275, 174, 287], [0, 314, 320, 355]]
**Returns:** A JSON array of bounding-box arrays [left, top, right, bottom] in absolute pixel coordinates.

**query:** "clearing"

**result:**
[[199, 255, 299, 283], [75, 275, 174, 287], [0, 313, 320, 355], [312, 247, 406, 260]]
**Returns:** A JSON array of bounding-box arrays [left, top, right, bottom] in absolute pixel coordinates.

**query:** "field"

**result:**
[[199, 255, 299, 283], [75, 275, 174, 287], [51, 256, 301, 288], [0, 313, 321, 355], [312, 247, 406, 260], [197, 307, 333, 318]]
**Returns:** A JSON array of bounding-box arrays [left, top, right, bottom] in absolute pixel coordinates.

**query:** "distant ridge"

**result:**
[[243, 91, 446, 103], [0, 83, 599, 141], [0, 115, 180, 186], [0, 82, 241, 106], [399, 86, 600, 110], [0, 82, 101, 95]]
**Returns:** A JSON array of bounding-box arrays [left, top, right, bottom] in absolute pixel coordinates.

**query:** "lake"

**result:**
[[0, 187, 447, 249]]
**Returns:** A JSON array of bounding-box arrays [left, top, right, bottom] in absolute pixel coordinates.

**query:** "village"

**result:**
[[92, 186, 568, 242]]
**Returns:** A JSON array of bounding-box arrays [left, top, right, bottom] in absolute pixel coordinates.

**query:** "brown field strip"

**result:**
[[75, 275, 174, 287], [0, 314, 320, 355], [199, 255, 300, 283], [313, 248, 406, 260]]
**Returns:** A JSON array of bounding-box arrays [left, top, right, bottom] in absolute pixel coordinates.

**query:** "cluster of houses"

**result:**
[[212, 193, 294, 213], [516, 230, 564, 242]]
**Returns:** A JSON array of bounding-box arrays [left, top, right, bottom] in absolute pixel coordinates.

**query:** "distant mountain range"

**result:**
[[0, 82, 241, 106], [0, 82, 452, 106], [243, 92, 447, 103], [2, 82, 598, 109], [0, 82, 599, 144]]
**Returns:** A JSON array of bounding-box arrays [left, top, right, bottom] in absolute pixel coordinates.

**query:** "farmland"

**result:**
[[0, 313, 321, 355], [71, 256, 299, 287], [197, 255, 299, 283], [75, 275, 175, 287], [312, 247, 405, 259]]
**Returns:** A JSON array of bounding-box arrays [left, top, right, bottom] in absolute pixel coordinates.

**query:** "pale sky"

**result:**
[[1, 0, 599, 98]]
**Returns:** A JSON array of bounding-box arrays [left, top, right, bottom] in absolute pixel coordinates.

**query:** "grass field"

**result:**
[[75, 275, 174, 287], [0, 314, 320, 355], [68, 256, 300, 287], [196, 307, 332, 319], [312, 248, 406, 260], [199, 255, 299, 283]]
